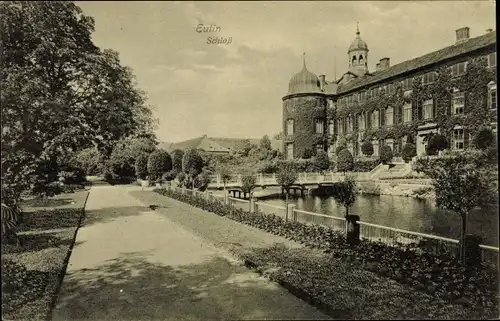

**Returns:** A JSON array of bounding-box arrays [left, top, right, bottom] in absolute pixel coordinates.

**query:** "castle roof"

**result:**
[[338, 30, 496, 94], [288, 53, 322, 95]]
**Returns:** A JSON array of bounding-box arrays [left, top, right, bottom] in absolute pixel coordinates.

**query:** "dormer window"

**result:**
[[402, 78, 413, 91], [422, 72, 436, 85]]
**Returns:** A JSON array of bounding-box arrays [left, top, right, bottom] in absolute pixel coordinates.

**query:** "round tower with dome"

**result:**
[[282, 53, 327, 160], [348, 22, 369, 76]]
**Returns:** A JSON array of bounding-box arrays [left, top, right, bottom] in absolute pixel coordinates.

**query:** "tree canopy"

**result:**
[[1, 2, 157, 200], [337, 149, 354, 173]]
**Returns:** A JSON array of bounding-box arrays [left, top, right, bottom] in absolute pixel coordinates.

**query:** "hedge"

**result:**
[[154, 187, 498, 316]]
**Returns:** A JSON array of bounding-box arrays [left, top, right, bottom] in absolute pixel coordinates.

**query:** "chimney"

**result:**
[[318, 75, 326, 90], [379, 57, 390, 71], [486, 28, 493, 34], [455, 27, 470, 44]]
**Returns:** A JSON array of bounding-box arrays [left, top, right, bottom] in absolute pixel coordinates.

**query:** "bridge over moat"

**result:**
[[207, 171, 375, 197]]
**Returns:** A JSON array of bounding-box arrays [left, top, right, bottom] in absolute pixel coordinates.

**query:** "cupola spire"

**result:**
[[356, 22, 360, 36], [302, 52, 307, 69]]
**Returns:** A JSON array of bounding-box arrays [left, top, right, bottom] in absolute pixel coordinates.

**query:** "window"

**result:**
[[316, 144, 323, 154], [337, 119, 343, 135], [387, 83, 396, 95], [315, 119, 324, 134], [423, 99, 434, 120], [386, 107, 393, 126], [452, 128, 464, 150], [422, 72, 436, 85], [451, 62, 467, 77], [402, 78, 413, 91], [488, 84, 497, 110], [286, 119, 294, 135], [329, 121, 334, 135], [403, 103, 412, 123], [491, 122, 498, 134], [358, 114, 365, 130], [359, 55, 364, 64], [371, 110, 379, 129], [452, 90, 465, 115], [286, 143, 294, 160], [347, 117, 353, 132], [487, 53, 496, 68]]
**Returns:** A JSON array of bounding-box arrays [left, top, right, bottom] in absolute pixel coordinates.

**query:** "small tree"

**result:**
[[276, 163, 298, 221], [194, 171, 211, 191], [171, 149, 184, 173], [332, 175, 357, 219], [218, 166, 232, 191], [420, 155, 495, 263], [379, 145, 393, 164], [241, 174, 257, 212], [147, 149, 172, 181], [402, 143, 417, 163], [182, 149, 204, 189], [361, 141, 374, 156], [135, 154, 148, 179], [260, 135, 272, 150], [336, 145, 347, 156], [427, 133, 448, 155], [473, 127, 495, 150], [337, 149, 354, 173], [313, 150, 330, 173]]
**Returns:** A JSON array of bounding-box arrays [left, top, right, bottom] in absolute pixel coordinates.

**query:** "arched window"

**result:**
[[352, 55, 357, 65], [359, 55, 364, 64]]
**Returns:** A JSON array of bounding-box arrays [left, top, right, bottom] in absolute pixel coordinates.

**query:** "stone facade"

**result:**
[[282, 26, 497, 160]]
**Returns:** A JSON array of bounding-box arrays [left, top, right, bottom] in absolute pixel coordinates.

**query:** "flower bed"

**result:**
[[1, 192, 88, 321], [154, 187, 499, 318]]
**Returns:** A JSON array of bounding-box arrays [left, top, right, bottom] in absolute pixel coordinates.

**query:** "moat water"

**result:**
[[260, 193, 499, 247]]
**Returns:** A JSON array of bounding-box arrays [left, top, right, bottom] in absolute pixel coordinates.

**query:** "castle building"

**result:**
[[282, 26, 497, 160]]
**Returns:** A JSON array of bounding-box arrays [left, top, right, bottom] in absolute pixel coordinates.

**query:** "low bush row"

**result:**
[[155, 187, 499, 316], [241, 244, 479, 320]]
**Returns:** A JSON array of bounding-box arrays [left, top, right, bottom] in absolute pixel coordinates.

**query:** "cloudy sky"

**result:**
[[77, 1, 495, 143]]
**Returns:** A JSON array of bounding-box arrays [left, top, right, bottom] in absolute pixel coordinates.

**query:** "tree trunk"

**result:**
[[285, 191, 289, 221], [460, 212, 468, 264], [249, 191, 253, 213]]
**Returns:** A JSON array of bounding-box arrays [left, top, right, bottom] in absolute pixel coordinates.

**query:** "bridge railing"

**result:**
[[254, 202, 287, 220]]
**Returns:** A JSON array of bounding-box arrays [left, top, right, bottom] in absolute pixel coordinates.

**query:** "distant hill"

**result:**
[[159, 135, 282, 153]]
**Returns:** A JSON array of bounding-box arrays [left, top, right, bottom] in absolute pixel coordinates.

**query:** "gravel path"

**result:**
[[128, 190, 304, 256]]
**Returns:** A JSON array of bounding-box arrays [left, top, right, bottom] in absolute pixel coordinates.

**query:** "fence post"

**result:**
[[216, 174, 221, 188], [289, 204, 297, 222], [272, 173, 276, 181], [253, 199, 258, 213], [346, 215, 361, 246], [464, 234, 483, 267], [224, 189, 229, 205], [259, 173, 264, 185]]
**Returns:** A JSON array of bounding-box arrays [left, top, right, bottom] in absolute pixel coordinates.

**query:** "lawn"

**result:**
[[1, 189, 89, 321]]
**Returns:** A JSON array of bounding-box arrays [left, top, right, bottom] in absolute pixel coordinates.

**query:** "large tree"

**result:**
[[1, 2, 156, 201], [182, 149, 204, 188], [276, 162, 298, 221]]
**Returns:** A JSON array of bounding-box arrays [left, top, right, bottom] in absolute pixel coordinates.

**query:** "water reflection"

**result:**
[[264, 194, 499, 246]]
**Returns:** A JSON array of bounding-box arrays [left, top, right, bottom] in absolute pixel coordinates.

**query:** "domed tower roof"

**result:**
[[348, 23, 369, 53], [288, 53, 322, 95]]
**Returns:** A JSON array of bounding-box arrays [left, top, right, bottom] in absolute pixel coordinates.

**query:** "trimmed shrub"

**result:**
[[147, 149, 172, 180], [379, 145, 393, 164], [336, 146, 347, 156], [402, 143, 417, 163], [473, 127, 495, 150], [313, 150, 330, 172], [135, 154, 149, 179], [361, 141, 374, 156], [337, 149, 354, 173], [427, 134, 448, 156]]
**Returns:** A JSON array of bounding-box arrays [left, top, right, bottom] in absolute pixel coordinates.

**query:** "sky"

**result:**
[[77, 1, 496, 143]]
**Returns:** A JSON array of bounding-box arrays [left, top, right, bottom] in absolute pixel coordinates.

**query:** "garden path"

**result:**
[[51, 184, 330, 320]]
